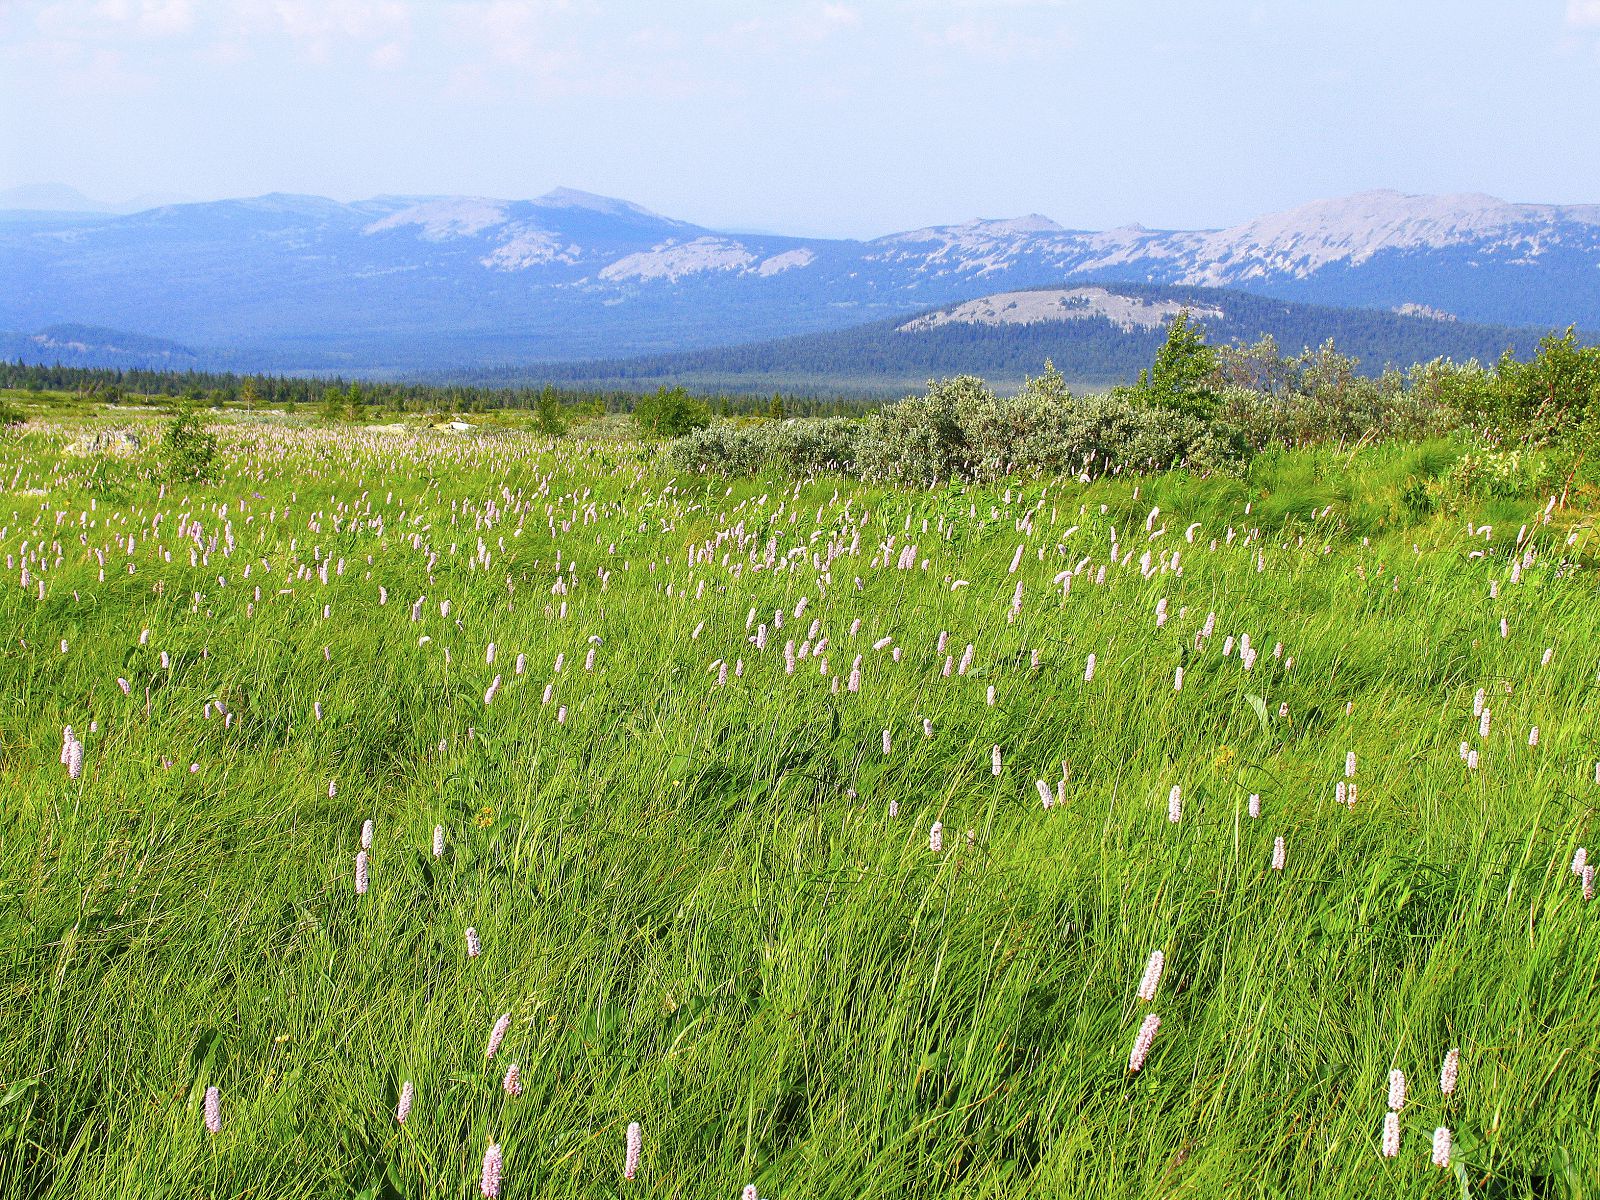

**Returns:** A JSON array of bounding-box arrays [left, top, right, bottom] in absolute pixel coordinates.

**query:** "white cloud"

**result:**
[[277, 0, 411, 42], [24, 0, 410, 57], [1567, 0, 1600, 29], [199, 39, 251, 66], [369, 39, 407, 69], [901, 0, 1071, 10], [718, 2, 864, 49], [927, 14, 1072, 61], [817, 3, 861, 33], [451, 0, 572, 68], [235, 0, 413, 61], [6, 36, 158, 91], [32, 0, 193, 39], [31, 1, 116, 39], [137, 0, 192, 36]]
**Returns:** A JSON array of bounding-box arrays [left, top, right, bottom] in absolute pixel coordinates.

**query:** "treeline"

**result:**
[[0, 361, 872, 419]]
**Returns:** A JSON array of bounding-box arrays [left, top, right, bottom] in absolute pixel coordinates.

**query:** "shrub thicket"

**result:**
[[1493, 327, 1600, 441], [671, 363, 1248, 483], [634, 385, 712, 438], [668, 417, 864, 477], [1210, 338, 1488, 449], [668, 312, 1600, 486]]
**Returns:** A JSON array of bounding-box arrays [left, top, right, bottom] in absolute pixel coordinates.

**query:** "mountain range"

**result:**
[[3, 187, 1598, 375], [0, 183, 193, 215]]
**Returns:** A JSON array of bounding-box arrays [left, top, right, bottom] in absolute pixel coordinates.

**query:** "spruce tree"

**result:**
[[1136, 310, 1220, 420]]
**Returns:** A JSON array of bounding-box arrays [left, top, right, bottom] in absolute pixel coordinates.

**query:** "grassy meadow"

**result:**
[[1, 414, 1598, 1198]]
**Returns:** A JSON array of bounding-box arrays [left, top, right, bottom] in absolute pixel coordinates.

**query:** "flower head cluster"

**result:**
[[624, 1121, 642, 1180], [480, 1142, 503, 1198], [1128, 1014, 1160, 1073], [1136, 951, 1164, 1002], [1388, 1069, 1406, 1111], [485, 1012, 511, 1059], [204, 1086, 221, 1134], [1381, 1111, 1400, 1158]]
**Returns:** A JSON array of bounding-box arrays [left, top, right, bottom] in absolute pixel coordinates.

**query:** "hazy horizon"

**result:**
[[4, 2, 1600, 240], [14, 179, 1600, 242]]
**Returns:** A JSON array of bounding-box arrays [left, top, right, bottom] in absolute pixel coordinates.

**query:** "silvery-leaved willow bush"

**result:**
[[2, 418, 1596, 1196]]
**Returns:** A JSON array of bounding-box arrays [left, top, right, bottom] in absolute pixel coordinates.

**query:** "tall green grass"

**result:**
[[0, 418, 1596, 1198]]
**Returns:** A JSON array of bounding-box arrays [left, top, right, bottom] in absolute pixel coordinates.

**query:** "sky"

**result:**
[[3, 0, 1599, 239]]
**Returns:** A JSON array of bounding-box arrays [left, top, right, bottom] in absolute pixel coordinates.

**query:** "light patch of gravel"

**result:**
[[897, 287, 1222, 334]]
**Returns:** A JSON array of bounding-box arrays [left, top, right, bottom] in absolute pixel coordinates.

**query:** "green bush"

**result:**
[[957, 366, 1083, 478], [1405, 357, 1500, 426], [854, 376, 981, 483], [667, 303, 1598, 487], [768, 417, 862, 473], [634, 386, 711, 438], [1213, 339, 1468, 450], [668, 417, 864, 477], [0, 397, 23, 428], [1047, 391, 1144, 477], [671, 365, 1249, 484], [667, 422, 770, 475], [162, 408, 218, 482], [1494, 327, 1600, 443]]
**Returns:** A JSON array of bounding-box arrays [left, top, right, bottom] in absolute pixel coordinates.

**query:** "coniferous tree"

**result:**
[[1132, 311, 1220, 420], [320, 386, 346, 423]]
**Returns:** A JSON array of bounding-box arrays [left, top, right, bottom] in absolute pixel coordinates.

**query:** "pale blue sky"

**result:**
[[3, 0, 1599, 237]]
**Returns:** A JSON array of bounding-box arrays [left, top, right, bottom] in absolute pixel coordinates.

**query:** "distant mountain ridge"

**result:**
[[0, 182, 192, 215], [0, 325, 202, 370], [451, 283, 1575, 397], [3, 187, 1599, 372]]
